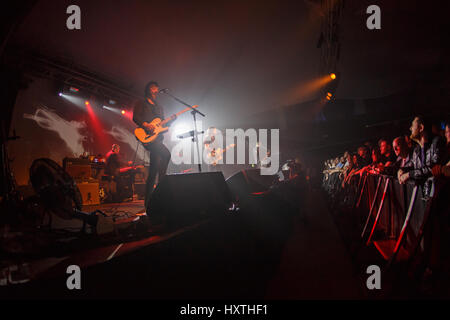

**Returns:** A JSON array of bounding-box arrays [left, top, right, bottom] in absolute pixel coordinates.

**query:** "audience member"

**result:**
[[379, 138, 396, 166], [357, 146, 371, 168], [393, 136, 412, 169], [397, 116, 446, 197], [431, 123, 450, 178]]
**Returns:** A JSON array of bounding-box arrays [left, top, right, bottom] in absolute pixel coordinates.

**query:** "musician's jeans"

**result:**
[[144, 141, 171, 211]]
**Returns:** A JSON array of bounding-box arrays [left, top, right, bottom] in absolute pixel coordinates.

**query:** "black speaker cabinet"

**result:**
[[148, 172, 231, 227], [226, 169, 277, 199]]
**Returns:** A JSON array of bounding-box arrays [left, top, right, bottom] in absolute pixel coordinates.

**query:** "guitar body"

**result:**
[[134, 105, 198, 144], [134, 118, 169, 144]]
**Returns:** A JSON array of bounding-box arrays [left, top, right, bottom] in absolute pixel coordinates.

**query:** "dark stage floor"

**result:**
[[2, 187, 443, 299], [1, 188, 372, 300]]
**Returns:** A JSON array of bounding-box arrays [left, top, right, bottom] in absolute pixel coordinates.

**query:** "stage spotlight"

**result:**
[[85, 100, 90, 106], [121, 110, 126, 115], [327, 92, 332, 97], [171, 122, 191, 140], [326, 96, 331, 101], [58, 92, 63, 97], [69, 87, 79, 93], [330, 73, 336, 80]]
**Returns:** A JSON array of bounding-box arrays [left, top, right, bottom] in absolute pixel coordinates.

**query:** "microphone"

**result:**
[[177, 130, 204, 139], [159, 88, 169, 93], [177, 130, 195, 139]]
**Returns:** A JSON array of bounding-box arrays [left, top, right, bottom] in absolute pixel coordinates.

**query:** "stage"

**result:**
[[1, 187, 373, 300]]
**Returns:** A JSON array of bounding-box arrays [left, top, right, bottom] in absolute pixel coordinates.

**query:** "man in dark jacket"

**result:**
[[398, 116, 446, 198]]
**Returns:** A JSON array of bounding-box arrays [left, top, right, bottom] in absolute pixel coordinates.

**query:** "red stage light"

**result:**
[[85, 100, 108, 152], [121, 110, 126, 115]]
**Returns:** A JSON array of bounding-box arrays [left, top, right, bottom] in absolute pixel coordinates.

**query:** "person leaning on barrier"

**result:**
[[340, 153, 351, 179], [393, 136, 413, 168], [417, 121, 450, 290], [432, 160, 450, 178], [379, 138, 397, 167], [431, 122, 450, 178], [387, 136, 413, 177], [368, 147, 385, 173], [397, 116, 447, 197], [355, 146, 385, 176], [342, 153, 360, 187], [357, 146, 371, 168]]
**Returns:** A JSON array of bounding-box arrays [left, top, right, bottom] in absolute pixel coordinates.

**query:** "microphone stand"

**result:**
[[160, 90, 205, 173]]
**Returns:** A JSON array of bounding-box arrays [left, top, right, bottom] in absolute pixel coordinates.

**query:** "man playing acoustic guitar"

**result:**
[[133, 81, 175, 211]]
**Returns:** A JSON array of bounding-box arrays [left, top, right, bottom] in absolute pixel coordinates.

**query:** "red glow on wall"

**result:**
[[85, 102, 108, 151]]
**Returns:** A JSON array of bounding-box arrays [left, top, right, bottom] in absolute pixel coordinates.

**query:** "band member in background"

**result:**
[[204, 127, 218, 171], [105, 144, 122, 176], [80, 151, 89, 159], [261, 150, 272, 168], [133, 81, 173, 210], [105, 144, 126, 200]]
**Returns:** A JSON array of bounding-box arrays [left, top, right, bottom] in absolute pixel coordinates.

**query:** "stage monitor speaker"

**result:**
[[76, 181, 100, 205], [148, 172, 231, 227], [226, 169, 277, 199]]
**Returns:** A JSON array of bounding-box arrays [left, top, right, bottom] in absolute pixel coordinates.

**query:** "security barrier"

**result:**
[[323, 171, 449, 268]]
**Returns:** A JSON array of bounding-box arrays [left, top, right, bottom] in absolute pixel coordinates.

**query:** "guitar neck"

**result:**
[[160, 105, 198, 126]]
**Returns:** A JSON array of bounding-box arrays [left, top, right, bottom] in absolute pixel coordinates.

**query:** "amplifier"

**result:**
[[66, 165, 92, 180], [63, 157, 90, 167], [63, 157, 92, 180], [76, 181, 100, 205]]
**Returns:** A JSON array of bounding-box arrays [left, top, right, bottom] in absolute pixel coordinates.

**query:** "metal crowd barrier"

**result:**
[[323, 170, 448, 269]]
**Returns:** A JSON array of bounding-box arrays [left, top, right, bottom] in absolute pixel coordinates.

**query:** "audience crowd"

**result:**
[[323, 116, 450, 196], [322, 115, 450, 296]]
